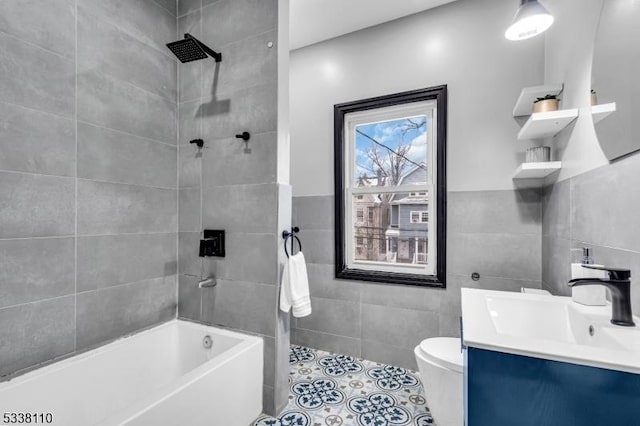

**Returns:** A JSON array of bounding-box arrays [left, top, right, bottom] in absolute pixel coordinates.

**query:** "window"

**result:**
[[334, 86, 447, 287], [410, 211, 429, 223]]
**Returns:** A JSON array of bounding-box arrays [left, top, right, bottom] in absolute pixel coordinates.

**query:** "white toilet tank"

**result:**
[[414, 337, 463, 426]]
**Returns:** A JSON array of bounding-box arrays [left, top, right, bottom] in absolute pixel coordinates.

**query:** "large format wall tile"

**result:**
[[77, 123, 177, 188], [361, 340, 418, 370], [361, 304, 439, 350], [79, 0, 176, 56], [571, 157, 640, 252], [305, 263, 361, 302], [0, 33, 74, 118], [293, 230, 334, 264], [152, 0, 177, 17], [447, 231, 541, 281], [178, 274, 202, 321], [76, 276, 177, 349], [291, 328, 361, 358], [78, 71, 176, 144], [201, 83, 278, 140], [296, 297, 361, 339], [179, 188, 201, 232], [208, 232, 278, 285], [177, 10, 202, 103], [0, 296, 75, 377], [202, 184, 277, 233], [292, 196, 334, 231], [542, 179, 570, 238], [360, 281, 441, 312], [0, 238, 75, 309], [202, 132, 277, 186], [0, 0, 179, 381], [0, 172, 75, 239], [0, 102, 75, 177], [204, 30, 278, 96], [178, 143, 201, 188], [542, 235, 571, 296], [448, 189, 541, 235], [77, 233, 177, 292], [201, 0, 278, 47], [202, 280, 277, 336], [77, 180, 177, 235], [78, 8, 177, 101], [0, 0, 75, 60], [178, 0, 201, 17], [178, 232, 201, 276]]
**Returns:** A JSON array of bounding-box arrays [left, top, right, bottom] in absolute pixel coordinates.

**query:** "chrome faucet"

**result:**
[[568, 265, 635, 327]]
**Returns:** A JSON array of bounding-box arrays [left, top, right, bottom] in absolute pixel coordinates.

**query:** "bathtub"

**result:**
[[0, 320, 263, 426]]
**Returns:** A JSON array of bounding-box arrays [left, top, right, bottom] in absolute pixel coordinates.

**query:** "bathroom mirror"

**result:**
[[591, 0, 640, 161]]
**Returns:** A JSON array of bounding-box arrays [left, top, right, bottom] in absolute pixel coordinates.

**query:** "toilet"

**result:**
[[414, 337, 464, 426]]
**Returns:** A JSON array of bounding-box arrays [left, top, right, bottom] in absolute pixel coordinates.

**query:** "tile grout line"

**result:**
[[0, 29, 74, 63], [73, 0, 79, 353], [198, 0, 205, 322], [78, 3, 177, 63], [0, 169, 179, 191], [0, 231, 180, 242], [76, 119, 179, 148], [175, 0, 181, 320]]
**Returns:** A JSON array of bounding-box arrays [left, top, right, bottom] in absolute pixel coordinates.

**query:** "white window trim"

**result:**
[[343, 101, 438, 276], [410, 210, 429, 223]]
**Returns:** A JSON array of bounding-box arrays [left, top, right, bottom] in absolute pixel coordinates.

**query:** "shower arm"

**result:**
[[185, 34, 222, 62]]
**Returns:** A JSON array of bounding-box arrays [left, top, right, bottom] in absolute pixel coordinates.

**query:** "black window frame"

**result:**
[[333, 85, 447, 287]]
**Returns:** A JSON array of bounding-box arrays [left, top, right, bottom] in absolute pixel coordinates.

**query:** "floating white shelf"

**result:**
[[513, 161, 562, 180], [517, 109, 578, 140], [591, 102, 616, 124], [513, 84, 564, 117]]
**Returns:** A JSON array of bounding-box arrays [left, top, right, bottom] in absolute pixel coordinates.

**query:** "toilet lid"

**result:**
[[419, 337, 463, 373]]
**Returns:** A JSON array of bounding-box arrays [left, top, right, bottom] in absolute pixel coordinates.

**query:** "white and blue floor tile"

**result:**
[[254, 345, 436, 426]]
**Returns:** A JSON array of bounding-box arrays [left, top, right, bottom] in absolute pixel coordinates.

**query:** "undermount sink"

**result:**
[[462, 288, 640, 374]]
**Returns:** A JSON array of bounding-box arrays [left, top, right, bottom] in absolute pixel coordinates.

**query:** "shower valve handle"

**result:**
[[235, 132, 251, 141]]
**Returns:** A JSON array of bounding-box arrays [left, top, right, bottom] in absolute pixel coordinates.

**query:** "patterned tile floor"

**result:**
[[253, 345, 435, 426]]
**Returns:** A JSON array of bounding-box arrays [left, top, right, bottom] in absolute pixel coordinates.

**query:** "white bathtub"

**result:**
[[0, 320, 263, 426]]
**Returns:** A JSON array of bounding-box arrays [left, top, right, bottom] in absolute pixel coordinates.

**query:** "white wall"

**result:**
[[290, 0, 545, 196], [544, 0, 607, 181]]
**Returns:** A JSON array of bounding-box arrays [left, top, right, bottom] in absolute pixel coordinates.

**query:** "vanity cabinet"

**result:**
[[465, 346, 640, 426]]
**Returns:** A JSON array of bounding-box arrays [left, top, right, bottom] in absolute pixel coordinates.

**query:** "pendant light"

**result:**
[[505, 0, 554, 41]]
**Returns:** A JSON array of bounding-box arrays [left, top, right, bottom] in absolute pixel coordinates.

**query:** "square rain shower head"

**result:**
[[166, 38, 208, 63]]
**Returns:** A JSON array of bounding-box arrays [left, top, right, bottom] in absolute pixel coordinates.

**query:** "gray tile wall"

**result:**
[[0, 0, 178, 378], [291, 190, 542, 370], [542, 152, 640, 314], [175, 0, 288, 416]]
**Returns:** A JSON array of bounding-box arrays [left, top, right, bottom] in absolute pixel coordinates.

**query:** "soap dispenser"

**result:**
[[571, 248, 607, 306]]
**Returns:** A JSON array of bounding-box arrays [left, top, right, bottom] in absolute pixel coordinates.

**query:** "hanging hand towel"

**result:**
[[280, 251, 312, 317]]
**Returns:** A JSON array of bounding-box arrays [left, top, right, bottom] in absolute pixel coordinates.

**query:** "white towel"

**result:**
[[280, 252, 312, 317]]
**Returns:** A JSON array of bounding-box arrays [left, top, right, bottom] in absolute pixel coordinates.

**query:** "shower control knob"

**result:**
[[235, 132, 250, 141], [189, 138, 204, 148]]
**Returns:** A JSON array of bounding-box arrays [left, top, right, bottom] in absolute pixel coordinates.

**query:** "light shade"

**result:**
[[505, 0, 554, 41]]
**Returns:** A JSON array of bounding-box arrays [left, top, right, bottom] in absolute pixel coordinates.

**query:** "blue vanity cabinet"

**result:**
[[464, 347, 640, 426]]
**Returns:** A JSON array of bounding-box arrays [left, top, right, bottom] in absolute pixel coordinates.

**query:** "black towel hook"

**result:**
[[282, 227, 302, 258]]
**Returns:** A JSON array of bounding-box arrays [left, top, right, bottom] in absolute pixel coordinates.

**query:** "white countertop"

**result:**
[[461, 288, 640, 374]]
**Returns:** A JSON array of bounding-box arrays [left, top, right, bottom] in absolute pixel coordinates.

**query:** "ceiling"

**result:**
[[289, 0, 459, 50]]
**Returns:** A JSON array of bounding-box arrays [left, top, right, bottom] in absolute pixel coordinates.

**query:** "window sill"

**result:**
[[336, 267, 446, 287]]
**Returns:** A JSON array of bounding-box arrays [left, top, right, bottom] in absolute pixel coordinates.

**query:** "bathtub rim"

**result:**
[[0, 319, 263, 392], [98, 321, 263, 426]]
